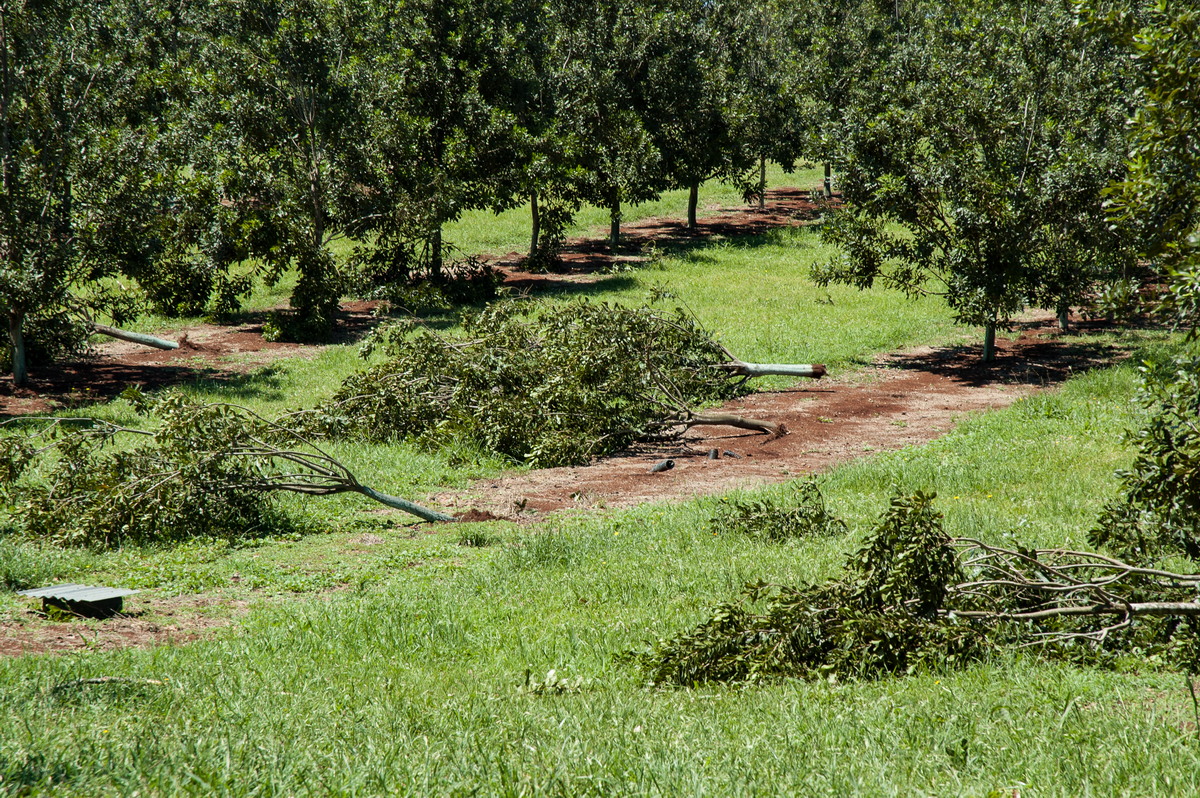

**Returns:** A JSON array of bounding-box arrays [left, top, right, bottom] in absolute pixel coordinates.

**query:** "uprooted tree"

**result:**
[[304, 299, 824, 468], [0, 391, 452, 548], [636, 490, 1200, 686]]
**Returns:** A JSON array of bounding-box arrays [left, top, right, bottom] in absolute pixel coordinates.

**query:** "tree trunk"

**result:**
[[823, 163, 833, 199], [759, 156, 767, 210], [982, 320, 997, 363], [529, 190, 541, 259], [684, 412, 786, 438], [687, 181, 700, 231], [716, 361, 826, 379], [355, 484, 455, 523], [1057, 303, 1070, 332], [8, 311, 26, 387], [431, 225, 443, 279], [91, 324, 179, 350], [609, 191, 621, 251]]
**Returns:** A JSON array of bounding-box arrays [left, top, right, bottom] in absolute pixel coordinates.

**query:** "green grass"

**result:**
[[102, 165, 816, 336], [3, 164, 1189, 794], [445, 163, 820, 259], [4, 338, 1199, 796]]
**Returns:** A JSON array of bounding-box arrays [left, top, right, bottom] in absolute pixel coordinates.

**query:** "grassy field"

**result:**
[[2, 346, 1193, 796], [2, 171, 1192, 796]]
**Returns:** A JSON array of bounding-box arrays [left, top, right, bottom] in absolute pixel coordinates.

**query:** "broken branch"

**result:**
[[91, 323, 180, 350]]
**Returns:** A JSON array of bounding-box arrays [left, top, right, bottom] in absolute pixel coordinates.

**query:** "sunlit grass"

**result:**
[[4, 347, 1200, 795], [446, 162, 820, 259]]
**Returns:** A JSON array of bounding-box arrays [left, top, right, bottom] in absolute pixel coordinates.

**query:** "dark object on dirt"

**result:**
[[722, 450, 742, 459], [650, 459, 675, 473], [18, 584, 139, 618], [707, 448, 720, 460]]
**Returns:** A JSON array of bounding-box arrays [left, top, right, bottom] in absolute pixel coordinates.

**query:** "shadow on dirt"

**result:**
[[884, 318, 1165, 389]]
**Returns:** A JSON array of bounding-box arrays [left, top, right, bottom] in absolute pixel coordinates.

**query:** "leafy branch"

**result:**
[[0, 391, 452, 548], [636, 491, 1200, 686], [305, 299, 820, 468]]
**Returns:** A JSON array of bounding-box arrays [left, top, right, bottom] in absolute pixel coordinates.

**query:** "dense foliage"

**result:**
[[7, 0, 1166, 382], [814, 1, 1136, 359], [637, 492, 985, 684], [0, 396, 293, 547], [1091, 355, 1200, 563], [639, 490, 1200, 686], [312, 299, 746, 467], [0, 391, 450, 548]]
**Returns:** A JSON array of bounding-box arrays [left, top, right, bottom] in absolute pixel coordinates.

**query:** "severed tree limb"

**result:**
[[1, 398, 456, 524], [948, 602, 1200, 621], [681, 412, 787, 438], [715, 361, 826, 380], [91, 323, 180, 350]]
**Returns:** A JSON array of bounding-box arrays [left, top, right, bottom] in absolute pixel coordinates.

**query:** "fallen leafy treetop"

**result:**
[[0, 391, 452, 548], [308, 299, 814, 468], [636, 491, 1200, 686]]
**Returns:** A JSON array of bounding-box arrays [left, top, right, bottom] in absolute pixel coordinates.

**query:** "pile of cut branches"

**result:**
[[308, 299, 819, 468], [636, 491, 1200, 686], [0, 391, 451, 548]]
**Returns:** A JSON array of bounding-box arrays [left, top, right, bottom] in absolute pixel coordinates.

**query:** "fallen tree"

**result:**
[[90, 323, 180, 351], [0, 391, 452, 548], [635, 491, 1200, 686], [307, 299, 820, 468]]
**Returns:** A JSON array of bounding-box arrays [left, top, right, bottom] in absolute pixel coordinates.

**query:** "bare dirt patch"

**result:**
[[0, 595, 244, 657]]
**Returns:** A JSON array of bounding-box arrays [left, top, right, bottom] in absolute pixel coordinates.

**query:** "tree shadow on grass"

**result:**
[[883, 319, 1166, 389], [0, 361, 291, 419]]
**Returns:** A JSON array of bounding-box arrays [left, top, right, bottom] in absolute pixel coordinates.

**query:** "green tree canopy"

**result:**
[[815, 0, 1136, 360]]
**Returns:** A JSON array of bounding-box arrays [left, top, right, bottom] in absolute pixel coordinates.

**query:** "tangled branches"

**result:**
[[637, 491, 1200, 686], [307, 299, 790, 468], [0, 391, 451, 548]]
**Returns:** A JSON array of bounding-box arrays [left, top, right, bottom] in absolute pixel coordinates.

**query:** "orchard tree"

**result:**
[[1095, 0, 1200, 328], [550, 0, 663, 250], [1081, 3, 1200, 565], [185, 0, 369, 340], [1, 0, 178, 386], [725, 0, 809, 208], [793, 0, 897, 199], [642, 0, 753, 230], [351, 0, 527, 283], [815, 1, 1135, 360]]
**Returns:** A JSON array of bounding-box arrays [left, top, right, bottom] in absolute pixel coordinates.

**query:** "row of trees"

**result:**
[[2, 0, 831, 385], [2, 0, 1193, 383]]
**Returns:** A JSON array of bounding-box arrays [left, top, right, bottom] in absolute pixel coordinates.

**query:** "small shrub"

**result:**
[[709, 480, 847, 542], [1090, 355, 1200, 562]]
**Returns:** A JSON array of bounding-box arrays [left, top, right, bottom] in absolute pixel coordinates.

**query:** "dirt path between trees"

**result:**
[[435, 317, 1125, 519]]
